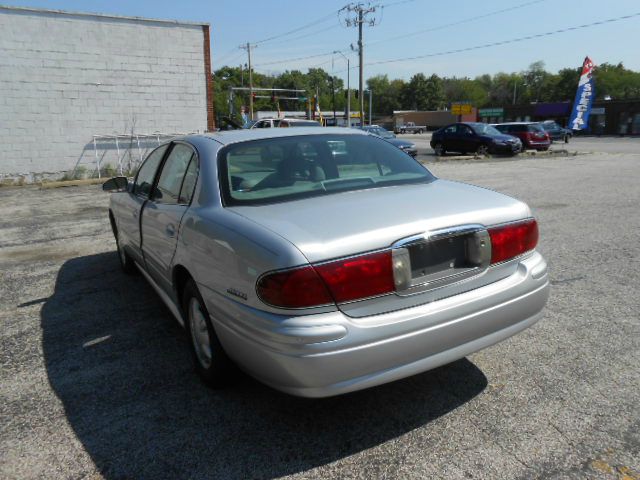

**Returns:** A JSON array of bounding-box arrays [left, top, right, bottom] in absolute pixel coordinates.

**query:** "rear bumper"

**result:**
[[206, 252, 549, 398], [523, 140, 551, 149]]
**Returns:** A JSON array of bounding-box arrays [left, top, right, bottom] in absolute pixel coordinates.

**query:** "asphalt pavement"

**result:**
[[0, 144, 639, 479]]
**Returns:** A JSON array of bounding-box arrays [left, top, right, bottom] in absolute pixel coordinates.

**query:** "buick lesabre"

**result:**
[[103, 127, 549, 397]]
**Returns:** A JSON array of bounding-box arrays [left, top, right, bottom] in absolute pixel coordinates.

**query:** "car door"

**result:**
[[116, 144, 170, 265], [458, 125, 478, 152], [441, 124, 459, 151], [141, 142, 199, 294]]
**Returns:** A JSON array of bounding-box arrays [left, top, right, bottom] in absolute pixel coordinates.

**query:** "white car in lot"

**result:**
[[103, 127, 549, 397]]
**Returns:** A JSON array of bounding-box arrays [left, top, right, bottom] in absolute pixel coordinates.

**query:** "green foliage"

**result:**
[[213, 60, 640, 118]]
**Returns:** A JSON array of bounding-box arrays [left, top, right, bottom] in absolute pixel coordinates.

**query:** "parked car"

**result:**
[[360, 125, 417, 156], [430, 122, 522, 156], [541, 120, 572, 143], [103, 127, 549, 398], [251, 118, 321, 128], [395, 121, 427, 134], [493, 122, 551, 151]]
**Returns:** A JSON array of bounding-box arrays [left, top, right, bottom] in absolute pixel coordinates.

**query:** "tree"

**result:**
[[443, 77, 488, 107], [593, 62, 640, 100], [402, 73, 445, 111], [366, 74, 404, 115]]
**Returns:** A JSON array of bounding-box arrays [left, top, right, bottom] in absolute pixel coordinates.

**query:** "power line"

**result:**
[[230, 0, 541, 72], [253, 50, 337, 68], [261, 23, 343, 47], [366, 0, 548, 46], [250, 10, 340, 45], [367, 12, 640, 66], [379, 0, 422, 7]]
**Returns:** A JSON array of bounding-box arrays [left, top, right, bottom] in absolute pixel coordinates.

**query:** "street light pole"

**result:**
[[368, 88, 372, 125], [334, 51, 350, 127], [240, 43, 256, 120]]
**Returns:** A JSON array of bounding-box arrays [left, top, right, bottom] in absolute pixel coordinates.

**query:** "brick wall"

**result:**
[[0, 6, 211, 181]]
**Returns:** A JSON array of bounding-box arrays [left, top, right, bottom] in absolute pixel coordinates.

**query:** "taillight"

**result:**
[[257, 266, 333, 308], [256, 251, 395, 308], [488, 219, 538, 264], [315, 251, 394, 303]]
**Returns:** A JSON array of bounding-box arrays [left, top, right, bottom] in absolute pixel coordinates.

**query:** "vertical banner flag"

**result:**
[[568, 57, 595, 130]]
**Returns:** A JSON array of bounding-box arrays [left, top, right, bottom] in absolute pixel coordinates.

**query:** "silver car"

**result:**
[[103, 127, 549, 398]]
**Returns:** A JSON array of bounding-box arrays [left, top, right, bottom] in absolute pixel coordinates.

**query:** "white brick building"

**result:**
[[0, 5, 214, 182]]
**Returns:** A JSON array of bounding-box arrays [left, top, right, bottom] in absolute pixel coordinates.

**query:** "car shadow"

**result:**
[[42, 252, 488, 479]]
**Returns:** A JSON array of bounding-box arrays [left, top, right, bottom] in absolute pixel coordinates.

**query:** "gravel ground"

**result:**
[[0, 149, 638, 479]]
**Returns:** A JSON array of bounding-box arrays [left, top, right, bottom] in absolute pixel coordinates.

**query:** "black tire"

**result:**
[[433, 142, 445, 156], [110, 215, 137, 275], [182, 279, 234, 387], [476, 144, 490, 156], [564, 135, 570, 143]]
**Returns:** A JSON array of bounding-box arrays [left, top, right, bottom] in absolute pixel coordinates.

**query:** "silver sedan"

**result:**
[[103, 127, 549, 398]]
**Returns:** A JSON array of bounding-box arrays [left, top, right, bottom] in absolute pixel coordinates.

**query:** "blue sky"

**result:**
[[6, 0, 640, 83]]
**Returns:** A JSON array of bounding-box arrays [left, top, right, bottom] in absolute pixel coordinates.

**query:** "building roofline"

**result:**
[[0, 4, 209, 27]]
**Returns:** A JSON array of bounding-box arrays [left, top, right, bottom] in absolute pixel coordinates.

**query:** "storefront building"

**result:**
[[479, 99, 640, 135]]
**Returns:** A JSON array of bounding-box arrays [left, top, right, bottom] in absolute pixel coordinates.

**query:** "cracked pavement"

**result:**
[[0, 146, 638, 479]]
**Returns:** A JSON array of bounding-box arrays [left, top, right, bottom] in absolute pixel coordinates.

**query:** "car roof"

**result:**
[[184, 127, 367, 146]]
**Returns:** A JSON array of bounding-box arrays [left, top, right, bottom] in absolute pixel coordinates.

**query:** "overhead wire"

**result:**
[[250, 10, 341, 45], [366, 0, 548, 46], [367, 12, 640, 66]]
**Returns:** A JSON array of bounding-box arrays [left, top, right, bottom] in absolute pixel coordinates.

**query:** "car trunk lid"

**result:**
[[230, 179, 532, 317]]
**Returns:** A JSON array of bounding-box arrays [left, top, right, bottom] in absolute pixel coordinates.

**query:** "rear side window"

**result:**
[[179, 156, 198, 204], [153, 144, 195, 204], [528, 124, 545, 133], [219, 134, 434, 206], [133, 144, 169, 197]]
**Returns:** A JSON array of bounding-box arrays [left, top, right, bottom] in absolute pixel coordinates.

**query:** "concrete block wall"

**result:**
[[0, 6, 211, 181]]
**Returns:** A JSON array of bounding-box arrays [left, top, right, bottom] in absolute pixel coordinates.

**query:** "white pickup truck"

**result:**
[[395, 121, 427, 134]]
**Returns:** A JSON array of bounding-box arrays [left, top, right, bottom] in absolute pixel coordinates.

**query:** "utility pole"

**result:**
[[331, 76, 336, 125], [342, 3, 379, 127], [240, 43, 256, 120]]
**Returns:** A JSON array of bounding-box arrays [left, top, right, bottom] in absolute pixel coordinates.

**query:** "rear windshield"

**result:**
[[528, 124, 545, 133], [219, 134, 434, 205]]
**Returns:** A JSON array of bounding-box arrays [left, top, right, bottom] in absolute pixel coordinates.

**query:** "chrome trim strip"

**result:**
[[391, 224, 491, 297]]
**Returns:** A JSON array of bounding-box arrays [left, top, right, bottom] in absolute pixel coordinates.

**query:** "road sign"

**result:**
[[479, 108, 504, 117], [451, 103, 473, 115]]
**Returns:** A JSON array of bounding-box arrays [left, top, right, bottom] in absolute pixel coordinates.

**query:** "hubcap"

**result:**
[[435, 144, 443, 155], [189, 297, 212, 369], [478, 146, 488, 155]]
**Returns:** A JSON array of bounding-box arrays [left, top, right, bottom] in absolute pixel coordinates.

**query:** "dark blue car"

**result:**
[[430, 122, 522, 156]]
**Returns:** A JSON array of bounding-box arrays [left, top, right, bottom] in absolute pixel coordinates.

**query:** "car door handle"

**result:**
[[165, 224, 176, 237]]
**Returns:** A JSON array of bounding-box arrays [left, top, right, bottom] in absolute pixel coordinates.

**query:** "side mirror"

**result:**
[[102, 176, 129, 192]]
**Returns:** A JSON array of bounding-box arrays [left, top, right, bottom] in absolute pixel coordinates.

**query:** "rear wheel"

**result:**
[[564, 135, 570, 143], [433, 143, 445, 156], [183, 280, 234, 387], [417, 129, 423, 134]]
